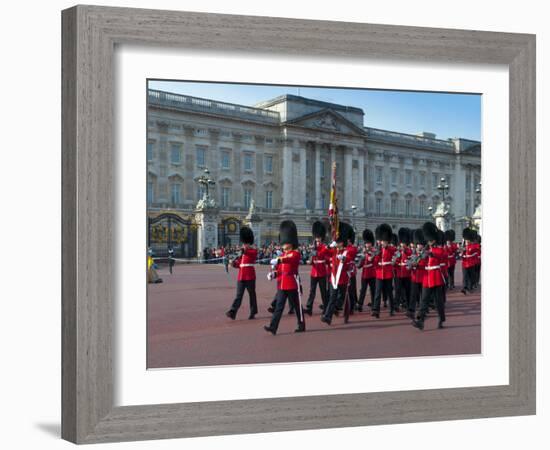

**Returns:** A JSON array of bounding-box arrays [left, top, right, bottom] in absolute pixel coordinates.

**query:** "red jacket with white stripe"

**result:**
[[232, 247, 257, 281]]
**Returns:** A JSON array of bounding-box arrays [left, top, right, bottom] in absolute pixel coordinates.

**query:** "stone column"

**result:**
[[195, 203, 220, 258], [314, 142, 322, 211], [298, 141, 307, 209], [453, 158, 466, 220], [344, 146, 353, 211], [358, 149, 365, 212], [281, 138, 294, 213]]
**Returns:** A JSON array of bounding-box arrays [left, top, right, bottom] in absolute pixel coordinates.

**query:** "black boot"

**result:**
[[320, 316, 332, 326], [263, 325, 276, 335], [248, 313, 256, 320], [304, 307, 313, 316], [295, 323, 306, 333], [412, 319, 424, 330], [225, 310, 236, 320]]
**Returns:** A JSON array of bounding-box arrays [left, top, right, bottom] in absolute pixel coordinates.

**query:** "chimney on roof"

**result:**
[[416, 131, 436, 139]]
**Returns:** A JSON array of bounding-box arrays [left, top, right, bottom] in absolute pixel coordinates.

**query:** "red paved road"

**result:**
[[147, 262, 480, 368]]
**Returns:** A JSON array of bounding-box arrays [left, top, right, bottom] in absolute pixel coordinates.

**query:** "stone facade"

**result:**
[[147, 89, 481, 243]]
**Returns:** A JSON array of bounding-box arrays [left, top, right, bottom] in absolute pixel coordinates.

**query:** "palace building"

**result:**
[[146, 89, 481, 256]]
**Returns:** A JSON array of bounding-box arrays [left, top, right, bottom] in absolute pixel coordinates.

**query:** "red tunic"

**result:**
[[329, 247, 349, 286], [423, 247, 446, 288], [462, 243, 479, 269], [345, 244, 358, 277], [395, 247, 412, 279], [411, 254, 427, 284], [359, 249, 377, 279], [310, 243, 329, 278], [275, 249, 301, 290], [446, 242, 458, 267], [232, 247, 257, 281], [375, 246, 396, 280]]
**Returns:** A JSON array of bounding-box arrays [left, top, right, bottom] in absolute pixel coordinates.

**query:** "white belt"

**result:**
[[380, 261, 393, 266], [426, 266, 441, 271], [313, 260, 327, 264], [364, 264, 373, 268], [440, 263, 446, 267], [398, 262, 408, 266], [239, 263, 255, 267], [463, 253, 478, 258]]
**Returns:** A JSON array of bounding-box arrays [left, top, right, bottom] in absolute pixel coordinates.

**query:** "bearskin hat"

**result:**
[[239, 226, 254, 245], [444, 229, 456, 242], [337, 222, 354, 244], [279, 220, 299, 248], [413, 228, 426, 245], [462, 227, 474, 241], [311, 221, 326, 240], [398, 227, 411, 245], [422, 221, 439, 243], [376, 223, 393, 242], [436, 229, 445, 246], [362, 228, 375, 245]]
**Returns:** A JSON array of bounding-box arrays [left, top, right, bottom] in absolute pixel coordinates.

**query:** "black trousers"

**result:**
[[306, 276, 328, 310], [373, 279, 395, 312], [323, 285, 346, 321], [269, 289, 304, 331], [473, 264, 481, 287], [463, 266, 474, 291], [347, 275, 358, 311], [447, 265, 455, 288], [230, 280, 258, 315], [417, 285, 445, 323], [408, 281, 423, 313], [395, 277, 411, 308], [358, 277, 376, 308]]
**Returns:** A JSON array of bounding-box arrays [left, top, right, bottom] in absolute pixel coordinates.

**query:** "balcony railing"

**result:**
[[148, 89, 281, 124], [366, 127, 456, 152]]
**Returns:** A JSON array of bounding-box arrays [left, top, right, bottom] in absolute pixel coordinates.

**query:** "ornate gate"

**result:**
[[218, 217, 242, 247], [147, 213, 197, 258]]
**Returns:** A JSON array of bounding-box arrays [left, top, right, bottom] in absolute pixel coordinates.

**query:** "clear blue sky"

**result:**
[[148, 80, 481, 141]]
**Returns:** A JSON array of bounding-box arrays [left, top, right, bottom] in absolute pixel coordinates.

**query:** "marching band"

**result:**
[[220, 218, 481, 334]]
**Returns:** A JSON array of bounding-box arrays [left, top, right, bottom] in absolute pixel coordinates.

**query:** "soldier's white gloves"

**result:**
[[267, 272, 275, 280], [270, 258, 279, 266], [337, 254, 345, 261], [329, 241, 337, 248]]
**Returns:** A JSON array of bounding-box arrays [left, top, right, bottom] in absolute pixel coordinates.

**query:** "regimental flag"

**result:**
[[328, 161, 339, 241]]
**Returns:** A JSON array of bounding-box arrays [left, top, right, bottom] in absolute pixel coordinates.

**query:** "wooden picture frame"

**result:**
[[61, 5, 536, 444]]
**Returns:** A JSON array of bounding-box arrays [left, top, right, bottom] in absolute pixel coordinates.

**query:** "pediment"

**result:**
[[285, 109, 366, 136]]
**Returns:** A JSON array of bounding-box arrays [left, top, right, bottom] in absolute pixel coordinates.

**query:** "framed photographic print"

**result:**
[[62, 5, 536, 444]]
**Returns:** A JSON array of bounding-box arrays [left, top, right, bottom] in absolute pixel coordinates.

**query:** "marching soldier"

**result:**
[[473, 232, 482, 288], [357, 228, 377, 312], [264, 220, 305, 335], [345, 226, 359, 315], [305, 221, 329, 315], [394, 228, 413, 311], [225, 226, 258, 320], [460, 228, 479, 294], [321, 222, 353, 325], [444, 229, 458, 289], [407, 228, 427, 319], [412, 222, 447, 330], [372, 223, 397, 318]]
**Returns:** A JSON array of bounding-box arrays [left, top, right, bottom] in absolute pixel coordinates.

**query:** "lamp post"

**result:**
[[437, 176, 450, 203], [475, 181, 482, 207], [197, 168, 216, 199], [351, 204, 357, 232]]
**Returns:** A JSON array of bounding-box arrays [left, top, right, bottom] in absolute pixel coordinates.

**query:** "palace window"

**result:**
[[305, 191, 311, 209], [432, 172, 439, 188], [147, 182, 154, 204], [321, 193, 326, 209], [391, 168, 398, 185], [147, 141, 154, 162], [244, 189, 252, 208], [376, 198, 382, 215], [244, 153, 254, 171], [171, 183, 181, 204], [170, 143, 182, 164], [420, 171, 426, 188], [419, 200, 426, 216], [320, 159, 326, 178], [221, 187, 230, 207], [405, 198, 412, 216], [375, 167, 383, 184], [264, 155, 273, 174], [196, 146, 206, 167], [405, 170, 412, 186], [391, 198, 397, 215], [221, 151, 231, 169], [265, 190, 273, 209]]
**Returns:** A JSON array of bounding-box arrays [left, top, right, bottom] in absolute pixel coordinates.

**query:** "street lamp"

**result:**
[[437, 176, 450, 202], [475, 181, 482, 206], [351, 204, 357, 231], [197, 168, 216, 198]]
